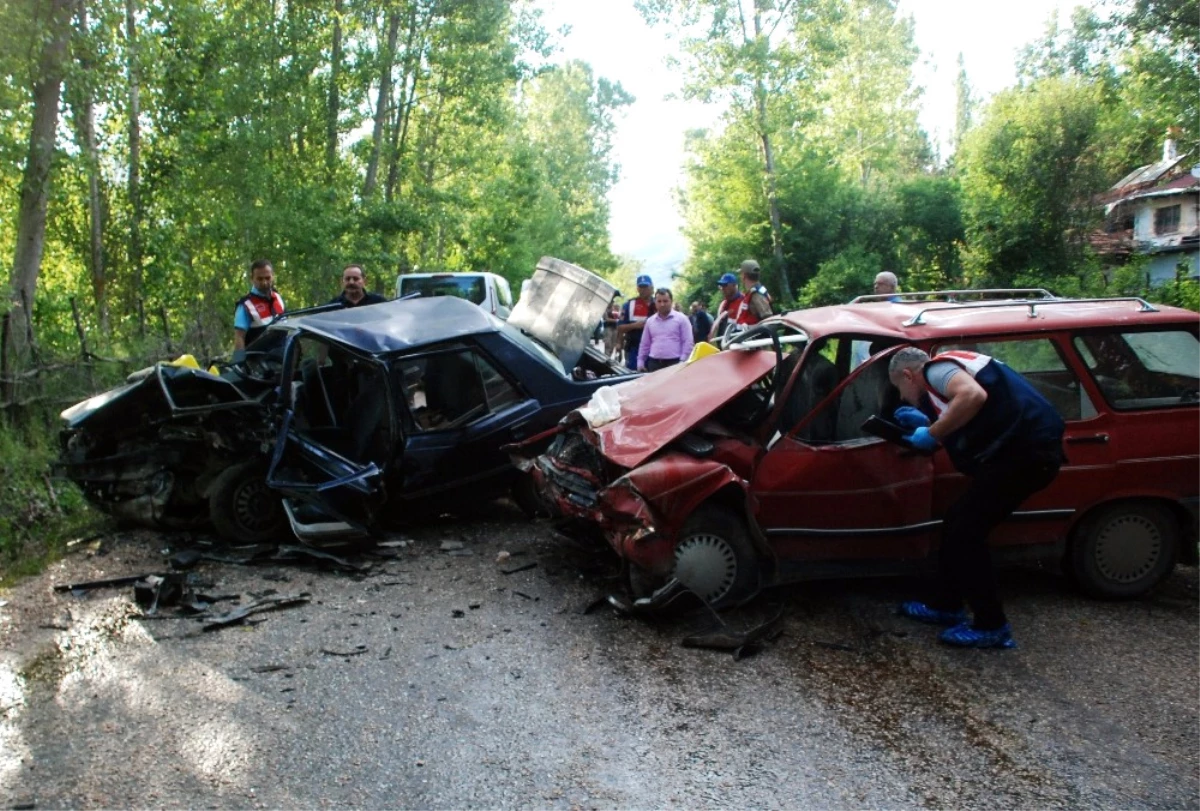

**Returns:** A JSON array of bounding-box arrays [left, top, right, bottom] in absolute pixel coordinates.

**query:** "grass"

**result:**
[[0, 414, 110, 586]]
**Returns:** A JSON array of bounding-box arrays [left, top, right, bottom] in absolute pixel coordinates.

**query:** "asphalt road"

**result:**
[[2, 505, 1197, 809]]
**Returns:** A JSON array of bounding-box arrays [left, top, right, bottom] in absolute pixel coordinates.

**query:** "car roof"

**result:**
[[277, 296, 501, 355], [781, 296, 1199, 343]]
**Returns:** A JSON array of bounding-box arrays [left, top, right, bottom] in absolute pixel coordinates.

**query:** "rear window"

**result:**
[[1073, 328, 1200, 411], [399, 276, 486, 305]]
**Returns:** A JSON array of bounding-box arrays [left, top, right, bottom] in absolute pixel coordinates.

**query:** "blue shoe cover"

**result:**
[[897, 601, 968, 626], [939, 622, 1017, 649]]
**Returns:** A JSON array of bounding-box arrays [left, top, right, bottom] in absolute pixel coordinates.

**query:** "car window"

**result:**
[[1073, 329, 1200, 411], [788, 352, 896, 444], [399, 276, 487, 305], [393, 349, 521, 431], [937, 338, 1093, 421]]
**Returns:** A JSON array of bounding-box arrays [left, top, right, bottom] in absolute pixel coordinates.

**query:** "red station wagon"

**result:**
[[521, 290, 1200, 609]]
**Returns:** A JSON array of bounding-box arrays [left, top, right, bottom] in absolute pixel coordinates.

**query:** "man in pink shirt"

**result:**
[[637, 288, 694, 372]]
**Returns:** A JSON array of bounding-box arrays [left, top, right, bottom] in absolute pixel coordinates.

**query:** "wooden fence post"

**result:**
[[70, 296, 96, 391], [159, 305, 173, 356]]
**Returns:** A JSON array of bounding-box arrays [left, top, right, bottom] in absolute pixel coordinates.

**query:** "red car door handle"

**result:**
[[1066, 433, 1109, 445]]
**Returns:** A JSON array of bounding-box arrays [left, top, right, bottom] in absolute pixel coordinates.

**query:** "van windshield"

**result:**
[[399, 276, 486, 305]]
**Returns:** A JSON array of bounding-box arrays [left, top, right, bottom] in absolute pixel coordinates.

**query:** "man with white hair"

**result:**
[[873, 271, 900, 299], [888, 346, 1066, 649]]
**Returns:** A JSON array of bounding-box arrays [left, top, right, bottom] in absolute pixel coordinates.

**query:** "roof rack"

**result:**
[[902, 296, 1159, 327], [850, 288, 1055, 304]]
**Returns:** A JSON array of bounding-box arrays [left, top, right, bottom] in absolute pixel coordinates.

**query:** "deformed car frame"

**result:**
[[57, 257, 635, 545], [521, 290, 1200, 609], [262, 257, 638, 544]]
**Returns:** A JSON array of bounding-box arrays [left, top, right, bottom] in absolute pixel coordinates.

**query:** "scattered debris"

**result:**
[[134, 574, 186, 614], [250, 664, 290, 673], [321, 646, 368, 657], [681, 605, 787, 660], [495, 550, 511, 564], [53, 574, 154, 594], [202, 594, 311, 632], [168, 549, 203, 570], [377, 540, 409, 548], [439, 540, 465, 552], [451, 609, 465, 618], [500, 562, 537, 575], [577, 595, 611, 615]]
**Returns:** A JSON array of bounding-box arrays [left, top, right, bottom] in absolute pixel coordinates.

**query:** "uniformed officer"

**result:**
[[233, 259, 285, 351], [889, 346, 1066, 649]]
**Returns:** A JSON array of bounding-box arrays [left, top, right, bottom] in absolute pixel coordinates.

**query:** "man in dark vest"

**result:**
[[233, 259, 285, 352], [329, 264, 387, 308], [889, 346, 1066, 649]]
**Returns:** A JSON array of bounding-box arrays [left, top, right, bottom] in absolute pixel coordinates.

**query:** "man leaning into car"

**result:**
[[889, 346, 1066, 649]]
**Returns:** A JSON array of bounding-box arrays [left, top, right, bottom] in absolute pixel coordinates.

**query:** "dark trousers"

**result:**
[[645, 357, 680, 372], [930, 448, 1063, 629]]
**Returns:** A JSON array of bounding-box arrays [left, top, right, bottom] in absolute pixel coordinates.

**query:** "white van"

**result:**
[[395, 272, 514, 318]]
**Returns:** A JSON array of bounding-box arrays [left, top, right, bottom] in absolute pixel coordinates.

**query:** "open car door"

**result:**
[[750, 345, 937, 577], [266, 333, 393, 544]]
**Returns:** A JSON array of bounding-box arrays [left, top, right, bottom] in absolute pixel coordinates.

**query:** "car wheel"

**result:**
[[511, 473, 549, 519], [209, 461, 287, 544], [1070, 502, 1179, 599], [668, 505, 761, 609]]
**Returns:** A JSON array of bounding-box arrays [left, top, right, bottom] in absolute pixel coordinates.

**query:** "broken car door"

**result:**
[[267, 333, 392, 529], [750, 343, 936, 574], [391, 345, 541, 500]]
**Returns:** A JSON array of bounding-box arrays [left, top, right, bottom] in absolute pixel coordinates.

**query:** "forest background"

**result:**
[[0, 0, 1196, 568]]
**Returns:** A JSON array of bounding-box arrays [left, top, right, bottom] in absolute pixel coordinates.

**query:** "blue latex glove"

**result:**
[[905, 426, 939, 452], [893, 406, 930, 429]]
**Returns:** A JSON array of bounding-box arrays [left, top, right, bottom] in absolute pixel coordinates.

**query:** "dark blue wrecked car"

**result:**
[[57, 257, 635, 545]]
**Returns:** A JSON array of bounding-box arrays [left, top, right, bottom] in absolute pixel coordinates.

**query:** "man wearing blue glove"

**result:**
[[887, 346, 1066, 649]]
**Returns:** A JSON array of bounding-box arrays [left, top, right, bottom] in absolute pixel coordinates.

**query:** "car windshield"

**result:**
[[399, 276, 486, 305]]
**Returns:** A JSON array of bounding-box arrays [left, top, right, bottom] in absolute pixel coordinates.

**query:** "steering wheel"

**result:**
[[725, 324, 785, 426], [237, 350, 282, 383]]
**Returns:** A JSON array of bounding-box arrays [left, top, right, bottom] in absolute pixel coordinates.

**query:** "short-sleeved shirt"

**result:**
[[925, 361, 962, 396], [234, 288, 285, 331]]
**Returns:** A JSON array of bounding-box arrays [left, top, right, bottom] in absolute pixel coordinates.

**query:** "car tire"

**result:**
[[209, 461, 287, 544], [511, 473, 548, 519], [1069, 502, 1179, 599], [668, 504, 761, 609]]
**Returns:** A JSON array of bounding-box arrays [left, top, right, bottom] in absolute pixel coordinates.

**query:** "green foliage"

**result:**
[[957, 78, 1104, 286], [2, 0, 628, 363], [799, 245, 882, 307], [0, 417, 102, 582]]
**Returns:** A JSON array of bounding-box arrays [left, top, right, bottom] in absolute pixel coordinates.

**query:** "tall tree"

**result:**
[[5, 0, 79, 377]]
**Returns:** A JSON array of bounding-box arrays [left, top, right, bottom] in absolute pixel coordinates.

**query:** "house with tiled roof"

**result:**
[[1094, 132, 1199, 285]]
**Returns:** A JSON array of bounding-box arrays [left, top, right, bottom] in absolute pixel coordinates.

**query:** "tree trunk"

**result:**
[[70, 4, 109, 335], [753, 4, 791, 302], [363, 10, 401, 199], [126, 0, 143, 299], [325, 0, 343, 179], [385, 2, 424, 203], [4, 0, 78, 376]]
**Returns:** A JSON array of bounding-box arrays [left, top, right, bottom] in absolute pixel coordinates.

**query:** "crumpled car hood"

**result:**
[[587, 349, 776, 469]]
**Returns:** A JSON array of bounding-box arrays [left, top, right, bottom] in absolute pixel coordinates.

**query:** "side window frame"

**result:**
[[933, 335, 1095, 422], [389, 342, 526, 434]]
